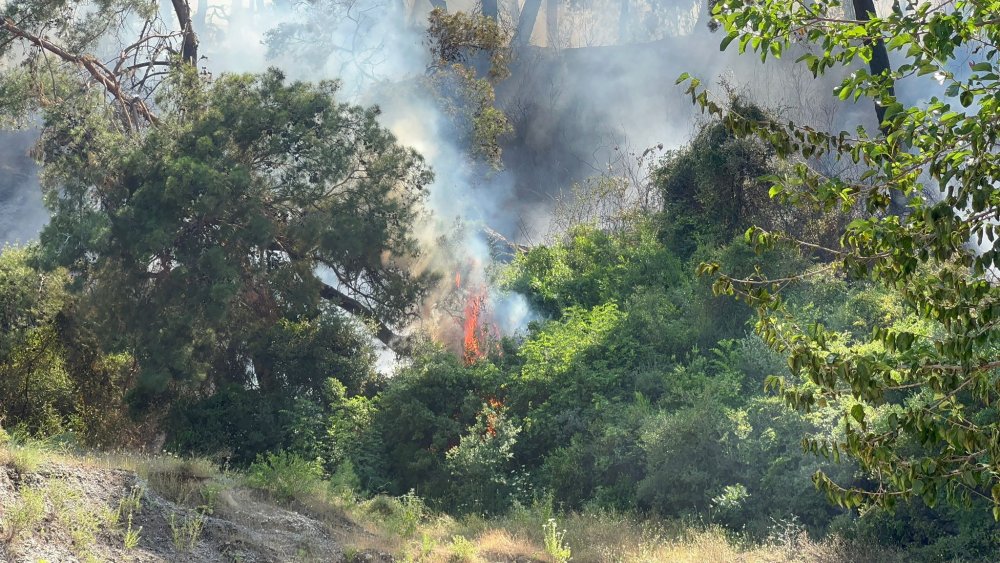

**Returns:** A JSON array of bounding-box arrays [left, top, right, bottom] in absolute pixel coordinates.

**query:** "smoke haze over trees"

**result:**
[[3, 0, 1000, 561]]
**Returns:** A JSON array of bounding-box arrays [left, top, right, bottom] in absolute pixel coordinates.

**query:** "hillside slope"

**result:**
[[0, 443, 903, 563], [0, 458, 344, 562]]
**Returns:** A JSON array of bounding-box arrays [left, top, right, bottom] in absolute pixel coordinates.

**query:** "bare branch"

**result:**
[[2, 17, 159, 129]]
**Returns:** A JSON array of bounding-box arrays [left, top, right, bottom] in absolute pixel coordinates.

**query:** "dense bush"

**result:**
[[4, 105, 996, 560]]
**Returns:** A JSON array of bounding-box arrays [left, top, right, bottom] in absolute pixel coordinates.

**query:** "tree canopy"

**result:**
[[1, 1, 434, 398], [687, 0, 1000, 514]]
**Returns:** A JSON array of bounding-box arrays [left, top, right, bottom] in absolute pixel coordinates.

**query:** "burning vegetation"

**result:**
[[455, 272, 500, 364]]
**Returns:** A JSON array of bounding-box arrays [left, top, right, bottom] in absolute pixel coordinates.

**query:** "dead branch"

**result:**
[[2, 17, 159, 129]]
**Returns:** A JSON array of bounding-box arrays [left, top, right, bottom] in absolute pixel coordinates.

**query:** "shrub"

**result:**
[[365, 490, 428, 539], [169, 510, 205, 551], [245, 451, 323, 503], [141, 456, 219, 508], [449, 534, 479, 562], [542, 518, 572, 563]]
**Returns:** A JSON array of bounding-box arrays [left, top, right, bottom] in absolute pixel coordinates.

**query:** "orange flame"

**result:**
[[449, 266, 500, 365], [484, 397, 504, 436], [463, 290, 486, 364]]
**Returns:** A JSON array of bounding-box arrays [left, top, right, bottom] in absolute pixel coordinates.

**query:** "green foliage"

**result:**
[[255, 315, 380, 398], [365, 491, 428, 539], [246, 451, 324, 503], [115, 485, 144, 531], [500, 222, 682, 317], [169, 510, 205, 552], [514, 303, 630, 458], [426, 9, 511, 82], [123, 513, 142, 550], [656, 103, 852, 261], [5, 1, 997, 556], [694, 0, 1000, 517], [39, 68, 430, 398], [448, 534, 478, 561], [638, 398, 740, 514], [1, 485, 45, 543], [542, 518, 572, 563], [486, 222, 832, 521], [167, 386, 298, 465], [289, 378, 381, 482], [444, 402, 524, 514], [656, 106, 775, 259], [371, 346, 500, 499], [424, 9, 513, 167], [0, 246, 74, 435]]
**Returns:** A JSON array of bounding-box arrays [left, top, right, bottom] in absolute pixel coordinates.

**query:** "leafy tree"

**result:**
[[656, 103, 850, 260], [36, 69, 431, 398], [0, 2, 437, 462], [444, 402, 524, 514], [264, 0, 400, 87], [0, 245, 144, 443], [0, 0, 196, 130], [0, 246, 74, 434], [688, 0, 1000, 515], [419, 8, 514, 166], [371, 346, 502, 498], [500, 221, 683, 317], [656, 103, 777, 259], [638, 397, 741, 514], [266, 5, 514, 167]]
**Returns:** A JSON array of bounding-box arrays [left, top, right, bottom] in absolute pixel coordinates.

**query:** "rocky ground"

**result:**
[[0, 459, 347, 563]]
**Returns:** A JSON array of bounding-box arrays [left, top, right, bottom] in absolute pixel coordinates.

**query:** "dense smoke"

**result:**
[[194, 0, 883, 240], [0, 0, 892, 360], [0, 130, 46, 244]]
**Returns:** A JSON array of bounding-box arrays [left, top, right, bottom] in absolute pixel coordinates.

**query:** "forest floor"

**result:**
[[0, 439, 902, 563]]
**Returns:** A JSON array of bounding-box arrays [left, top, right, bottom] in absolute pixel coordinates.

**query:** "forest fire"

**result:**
[[463, 290, 485, 363], [453, 269, 499, 365]]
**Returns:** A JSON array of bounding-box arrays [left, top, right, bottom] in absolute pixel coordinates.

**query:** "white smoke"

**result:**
[[0, 0, 892, 360], [0, 130, 47, 245]]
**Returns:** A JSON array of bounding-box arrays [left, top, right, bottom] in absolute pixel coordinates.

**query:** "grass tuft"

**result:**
[[1, 485, 46, 544]]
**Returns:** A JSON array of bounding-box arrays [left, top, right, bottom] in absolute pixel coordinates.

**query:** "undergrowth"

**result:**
[[0, 445, 909, 562]]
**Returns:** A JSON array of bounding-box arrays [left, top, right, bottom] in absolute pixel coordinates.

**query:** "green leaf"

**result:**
[[720, 33, 738, 51], [851, 404, 865, 424]]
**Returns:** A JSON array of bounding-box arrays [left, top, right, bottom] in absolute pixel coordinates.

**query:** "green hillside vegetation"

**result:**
[[2, 0, 1000, 561], [0, 429, 906, 562], [4, 110, 998, 558]]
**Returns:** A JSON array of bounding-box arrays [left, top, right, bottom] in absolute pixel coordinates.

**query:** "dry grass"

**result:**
[[327, 500, 907, 563], [0, 442, 907, 563], [0, 437, 60, 474], [476, 528, 544, 561], [134, 455, 226, 510]]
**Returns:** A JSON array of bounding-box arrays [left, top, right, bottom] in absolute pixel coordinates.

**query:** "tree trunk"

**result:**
[[618, 0, 629, 43], [194, 0, 207, 34], [516, 0, 542, 46], [545, 0, 558, 48], [851, 0, 894, 128], [319, 283, 401, 349], [170, 0, 199, 65], [852, 0, 904, 213]]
